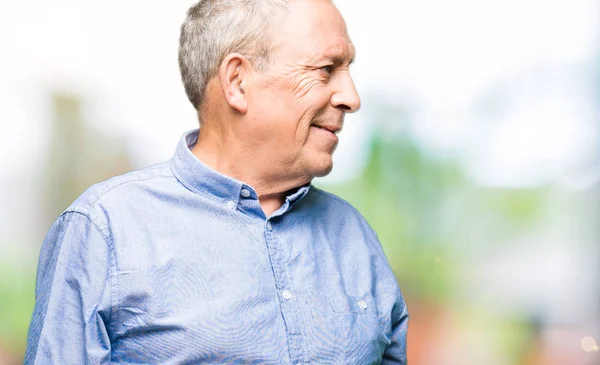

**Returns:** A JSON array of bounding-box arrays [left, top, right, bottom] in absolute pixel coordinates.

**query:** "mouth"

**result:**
[[312, 125, 341, 135]]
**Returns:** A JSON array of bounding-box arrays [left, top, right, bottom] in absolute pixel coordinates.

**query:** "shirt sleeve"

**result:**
[[25, 211, 113, 365], [381, 293, 409, 364], [366, 229, 409, 365], [364, 227, 409, 365]]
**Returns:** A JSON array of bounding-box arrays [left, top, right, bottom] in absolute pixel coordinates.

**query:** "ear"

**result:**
[[218, 53, 251, 114]]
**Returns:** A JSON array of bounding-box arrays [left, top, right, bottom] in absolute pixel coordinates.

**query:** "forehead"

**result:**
[[271, 0, 355, 64]]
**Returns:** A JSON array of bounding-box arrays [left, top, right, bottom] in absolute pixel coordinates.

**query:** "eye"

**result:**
[[320, 65, 334, 75]]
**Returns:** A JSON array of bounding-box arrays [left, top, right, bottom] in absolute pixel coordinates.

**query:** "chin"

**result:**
[[308, 159, 334, 178]]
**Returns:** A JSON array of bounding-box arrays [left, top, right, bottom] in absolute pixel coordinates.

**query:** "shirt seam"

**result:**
[[31, 213, 75, 365], [59, 210, 120, 340], [72, 174, 174, 212], [310, 187, 384, 246], [308, 187, 361, 212]]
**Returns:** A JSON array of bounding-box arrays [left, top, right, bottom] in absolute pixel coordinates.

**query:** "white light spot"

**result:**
[[581, 337, 598, 352]]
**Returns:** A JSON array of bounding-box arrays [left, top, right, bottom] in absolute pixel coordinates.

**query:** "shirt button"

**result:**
[[357, 299, 368, 310], [226, 200, 236, 209], [282, 290, 293, 300], [266, 221, 272, 231], [240, 188, 251, 198]]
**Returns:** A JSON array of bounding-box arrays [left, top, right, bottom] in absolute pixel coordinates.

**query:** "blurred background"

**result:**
[[0, 0, 598, 363]]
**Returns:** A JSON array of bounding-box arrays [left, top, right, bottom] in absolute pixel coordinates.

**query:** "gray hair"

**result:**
[[178, 0, 290, 109]]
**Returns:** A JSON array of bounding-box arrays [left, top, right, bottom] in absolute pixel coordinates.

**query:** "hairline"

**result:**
[[178, 0, 293, 111]]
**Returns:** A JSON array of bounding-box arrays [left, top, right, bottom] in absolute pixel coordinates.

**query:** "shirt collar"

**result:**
[[170, 129, 311, 213], [171, 129, 248, 205]]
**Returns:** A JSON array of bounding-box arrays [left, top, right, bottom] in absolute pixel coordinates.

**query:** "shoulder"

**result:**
[[308, 185, 354, 208], [303, 185, 378, 238], [307, 186, 367, 220], [65, 161, 174, 220]]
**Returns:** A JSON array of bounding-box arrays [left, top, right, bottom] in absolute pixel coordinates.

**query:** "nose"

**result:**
[[330, 72, 361, 113]]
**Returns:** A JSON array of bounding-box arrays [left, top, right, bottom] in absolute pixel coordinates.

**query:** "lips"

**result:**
[[312, 124, 341, 135]]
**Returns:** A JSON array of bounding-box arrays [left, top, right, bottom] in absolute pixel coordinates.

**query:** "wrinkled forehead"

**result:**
[[271, 0, 355, 65]]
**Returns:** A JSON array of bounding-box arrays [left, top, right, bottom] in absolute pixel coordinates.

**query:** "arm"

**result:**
[[381, 294, 409, 364], [370, 231, 409, 364], [25, 211, 113, 364]]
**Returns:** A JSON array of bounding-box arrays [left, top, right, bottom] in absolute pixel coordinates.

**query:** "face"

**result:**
[[245, 0, 360, 180]]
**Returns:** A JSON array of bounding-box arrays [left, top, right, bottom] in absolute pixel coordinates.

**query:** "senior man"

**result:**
[[25, 0, 408, 364]]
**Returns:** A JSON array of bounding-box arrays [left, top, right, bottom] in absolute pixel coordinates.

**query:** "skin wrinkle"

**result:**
[[192, 0, 360, 216], [291, 72, 320, 101]]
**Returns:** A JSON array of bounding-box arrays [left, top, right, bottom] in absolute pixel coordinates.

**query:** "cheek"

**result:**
[[258, 73, 329, 146], [289, 73, 321, 101], [252, 107, 306, 148]]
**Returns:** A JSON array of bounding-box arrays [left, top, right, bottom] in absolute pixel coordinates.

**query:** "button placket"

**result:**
[[262, 220, 307, 363]]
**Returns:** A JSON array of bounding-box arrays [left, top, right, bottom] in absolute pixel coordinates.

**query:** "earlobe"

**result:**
[[218, 53, 249, 114]]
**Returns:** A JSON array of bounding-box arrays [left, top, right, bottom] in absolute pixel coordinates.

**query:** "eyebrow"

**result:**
[[327, 53, 355, 66]]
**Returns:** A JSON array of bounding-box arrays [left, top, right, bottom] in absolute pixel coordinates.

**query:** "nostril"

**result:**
[[339, 104, 351, 111]]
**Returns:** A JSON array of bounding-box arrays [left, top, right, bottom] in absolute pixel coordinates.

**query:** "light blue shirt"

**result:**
[[26, 129, 408, 364]]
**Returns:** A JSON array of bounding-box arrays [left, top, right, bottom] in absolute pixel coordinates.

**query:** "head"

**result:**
[[179, 0, 288, 109], [179, 0, 360, 184]]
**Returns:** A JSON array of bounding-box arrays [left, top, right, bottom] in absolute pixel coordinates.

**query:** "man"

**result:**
[[25, 0, 408, 364]]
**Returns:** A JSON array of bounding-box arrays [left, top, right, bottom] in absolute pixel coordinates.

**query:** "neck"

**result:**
[[191, 126, 310, 217]]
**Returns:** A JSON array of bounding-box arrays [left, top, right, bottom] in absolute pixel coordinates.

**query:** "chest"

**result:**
[[108, 218, 390, 364]]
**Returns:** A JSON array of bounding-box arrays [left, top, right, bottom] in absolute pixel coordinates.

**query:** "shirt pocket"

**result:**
[[327, 293, 391, 364]]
